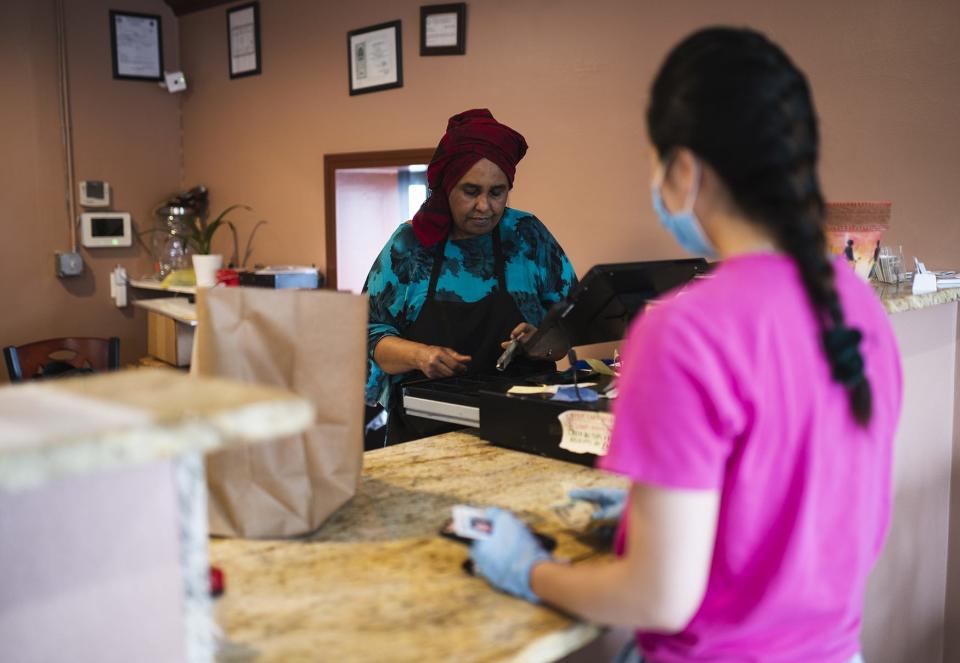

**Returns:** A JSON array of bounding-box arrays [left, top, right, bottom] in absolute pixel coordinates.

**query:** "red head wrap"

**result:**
[[411, 109, 528, 247]]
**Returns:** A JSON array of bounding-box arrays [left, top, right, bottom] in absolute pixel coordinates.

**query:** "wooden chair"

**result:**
[[3, 337, 120, 382]]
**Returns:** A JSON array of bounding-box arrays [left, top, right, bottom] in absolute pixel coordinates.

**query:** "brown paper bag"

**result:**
[[194, 287, 367, 538]]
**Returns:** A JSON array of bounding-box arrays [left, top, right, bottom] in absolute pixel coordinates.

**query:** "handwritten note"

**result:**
[[558, 410, 614, 456]]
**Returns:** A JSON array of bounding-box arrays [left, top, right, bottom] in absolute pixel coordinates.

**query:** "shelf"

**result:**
[[132, 297, 197, 326]]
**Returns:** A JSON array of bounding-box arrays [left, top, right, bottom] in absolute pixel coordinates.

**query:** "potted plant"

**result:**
[[188, 204, 250, 287]]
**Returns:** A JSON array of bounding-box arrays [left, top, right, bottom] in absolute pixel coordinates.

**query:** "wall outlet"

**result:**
[[55, 251, 84, 278]]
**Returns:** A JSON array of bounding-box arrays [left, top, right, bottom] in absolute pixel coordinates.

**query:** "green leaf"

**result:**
[[190, 204, 251, 255]]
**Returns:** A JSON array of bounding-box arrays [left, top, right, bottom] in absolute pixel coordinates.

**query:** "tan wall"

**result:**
[[0, 0, 182, 377], [3, 0, 958, 375], [179, 0, 960, 280]]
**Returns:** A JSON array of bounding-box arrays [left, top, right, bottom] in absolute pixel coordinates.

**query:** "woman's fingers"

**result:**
[[420, 346, 471, 378], [510, 322, 535, 339], [447, 349, 472, 363], [502, 322, 537, 348]]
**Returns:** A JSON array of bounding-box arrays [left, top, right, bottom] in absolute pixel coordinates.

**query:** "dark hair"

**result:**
[[647, 27, 871, 425]]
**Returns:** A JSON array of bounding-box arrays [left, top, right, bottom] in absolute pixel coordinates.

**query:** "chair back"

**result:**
[[3, 337, 120, 382]]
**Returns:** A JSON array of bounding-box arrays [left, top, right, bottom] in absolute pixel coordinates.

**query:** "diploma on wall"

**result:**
[[110, 11, 163, 81], [348, 21, 403, 95]]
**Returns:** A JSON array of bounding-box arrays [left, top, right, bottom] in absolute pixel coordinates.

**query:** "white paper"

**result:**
[[114, 14, 161, 78], [351, 26, 398, 89], [229, 6, 257, 75], [425, 13, 458, 47], [557, 410, 614, 456]]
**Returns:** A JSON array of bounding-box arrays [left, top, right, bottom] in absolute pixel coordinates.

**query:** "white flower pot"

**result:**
[[192, 254, 223, 288]]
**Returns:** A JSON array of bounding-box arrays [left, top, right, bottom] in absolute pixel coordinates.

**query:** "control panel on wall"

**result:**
[[80, 212, 132, 248], [79, 180, 111, 207]]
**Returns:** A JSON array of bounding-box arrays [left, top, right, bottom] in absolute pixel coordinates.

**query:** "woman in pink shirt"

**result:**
[[470, 27, 902, 662]]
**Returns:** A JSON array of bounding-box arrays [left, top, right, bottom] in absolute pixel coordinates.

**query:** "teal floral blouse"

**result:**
[[363, 207, 576, 407]]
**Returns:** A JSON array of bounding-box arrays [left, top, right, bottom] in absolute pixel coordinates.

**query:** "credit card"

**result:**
[[451, 505, 492, 540]]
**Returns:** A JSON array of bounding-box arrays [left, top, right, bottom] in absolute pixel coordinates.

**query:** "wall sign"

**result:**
[[110, 10, 163, 81], [347, 20, 403, 96], [420, 3, 466, 56], [228, 2, 261, 78]]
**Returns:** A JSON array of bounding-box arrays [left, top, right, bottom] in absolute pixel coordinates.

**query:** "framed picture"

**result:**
[[347, 20, 403, 96], [109, 10, 163, 81], [227, 2, 261, 79], [420, 3, 466, 56]]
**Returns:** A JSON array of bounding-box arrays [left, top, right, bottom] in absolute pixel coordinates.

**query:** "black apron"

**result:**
[[385, 223, 550, 445]]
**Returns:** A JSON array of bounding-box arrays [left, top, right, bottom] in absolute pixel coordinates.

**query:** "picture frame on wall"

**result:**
[[109, 10, 163, 81], [347, 20, 403, 96], [227, 1, 261, 79], [420, 3, 466, 56]]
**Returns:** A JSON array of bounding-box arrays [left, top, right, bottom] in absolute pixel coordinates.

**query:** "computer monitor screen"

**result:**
[[523, 258, 710, 360]]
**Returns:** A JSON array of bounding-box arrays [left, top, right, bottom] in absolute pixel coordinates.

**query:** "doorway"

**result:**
[[324, 149, 434, 449], [324, 149, 434, 292]]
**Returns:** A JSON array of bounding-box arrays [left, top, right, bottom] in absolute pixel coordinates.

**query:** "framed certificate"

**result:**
[[227, 2, 261, 79], [420, 3, 466, 56], [109, 10, 163, 81], [347, 20, 403, 96]]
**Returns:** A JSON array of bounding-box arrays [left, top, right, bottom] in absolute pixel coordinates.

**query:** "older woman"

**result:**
[[364, 109, 576, 445]]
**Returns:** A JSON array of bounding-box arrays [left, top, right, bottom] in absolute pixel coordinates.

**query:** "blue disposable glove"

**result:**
[[470, 507, 553, 603], [568, 487, 628, 521]]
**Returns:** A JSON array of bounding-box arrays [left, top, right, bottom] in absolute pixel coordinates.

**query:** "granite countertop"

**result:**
[[874, 281, 960, 314], [209, 431, 629, 663], [0, 367, 314, 492]]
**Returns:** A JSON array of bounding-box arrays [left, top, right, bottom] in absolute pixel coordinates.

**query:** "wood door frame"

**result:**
[[324, 148, 434, 290]]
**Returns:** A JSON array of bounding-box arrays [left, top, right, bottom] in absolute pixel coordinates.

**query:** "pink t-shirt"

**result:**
[[600, 253, 902, 663]]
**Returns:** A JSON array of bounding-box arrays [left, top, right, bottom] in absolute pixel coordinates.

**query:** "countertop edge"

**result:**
[[509, 622, 603, 663], [878, 285, 960, 315], [0, 383, 314, 493]]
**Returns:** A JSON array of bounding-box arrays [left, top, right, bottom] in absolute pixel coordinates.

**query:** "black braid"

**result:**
[[648, 27, 872, 426]]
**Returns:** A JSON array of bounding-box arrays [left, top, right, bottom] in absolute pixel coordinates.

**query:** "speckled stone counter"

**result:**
[[209, 431, 629, 663], [875, 281, 960, 315]]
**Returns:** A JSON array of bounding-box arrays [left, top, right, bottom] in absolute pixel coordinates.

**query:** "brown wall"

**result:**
[[178, 0, 960, 278], [0, 0, 181, 378]]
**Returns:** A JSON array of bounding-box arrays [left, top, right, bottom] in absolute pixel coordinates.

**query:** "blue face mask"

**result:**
[[651, 161, 716, 258]]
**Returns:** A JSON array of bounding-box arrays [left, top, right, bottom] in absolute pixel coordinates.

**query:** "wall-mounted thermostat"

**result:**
[[80, 212, 132, 248], [79, 180, 111, 207]]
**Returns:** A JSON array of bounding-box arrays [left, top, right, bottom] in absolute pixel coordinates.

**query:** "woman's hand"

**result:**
[[415, 345, 471, 378], [501, 322, 537, 349], [470, 507, 553, 603], [373, 336, 470, 377], [569, 487, 628, 521]]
